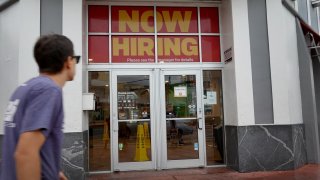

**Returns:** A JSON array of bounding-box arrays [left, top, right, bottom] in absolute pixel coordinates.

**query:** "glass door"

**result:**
[[112, 70, 155, 171], [160, 70, 205, 169]]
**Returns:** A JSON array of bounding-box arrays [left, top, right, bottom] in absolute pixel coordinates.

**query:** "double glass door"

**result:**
[[111, 70, 204, 171]]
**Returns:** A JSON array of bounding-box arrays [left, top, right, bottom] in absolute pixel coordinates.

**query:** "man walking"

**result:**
[[1, 34, 80, 180]]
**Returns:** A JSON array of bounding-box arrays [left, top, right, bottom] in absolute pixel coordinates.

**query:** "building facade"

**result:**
[[1, 0, 320, 179]]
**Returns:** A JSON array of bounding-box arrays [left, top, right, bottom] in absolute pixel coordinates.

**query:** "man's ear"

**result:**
[[65, 56, 73, 69]]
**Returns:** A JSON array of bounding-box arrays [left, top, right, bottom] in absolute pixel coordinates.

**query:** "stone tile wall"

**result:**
[[225, 124, 306, 172]]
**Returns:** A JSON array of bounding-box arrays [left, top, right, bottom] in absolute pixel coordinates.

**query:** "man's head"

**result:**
[[33, 34, 79, 81]]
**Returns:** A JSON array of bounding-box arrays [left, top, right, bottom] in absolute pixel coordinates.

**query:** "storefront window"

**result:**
[[203, 70, 224, 165], [157, 36, 199, 63], [201, 36, 220, 62], [88, 5, 109, 33], [200, 7, 219, 33], [111, 6, 154, 33], [111, 36, 155, 63], [156, 7, 198, 33], [88, 5, 109, 64], [88, 72, 111, 171], [88, 36, 109, 63]]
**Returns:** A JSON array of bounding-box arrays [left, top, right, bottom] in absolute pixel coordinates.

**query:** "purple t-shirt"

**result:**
[[1, 76, 64, 180]]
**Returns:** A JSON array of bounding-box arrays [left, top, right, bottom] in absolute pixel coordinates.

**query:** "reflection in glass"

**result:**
[[165, 75, 199, 160], [166, 119, 199, 160], [117, 75, 152, 162], [117, 75, 150, 120], [203, 70, 224, 165], [88, 72, 111, 171]]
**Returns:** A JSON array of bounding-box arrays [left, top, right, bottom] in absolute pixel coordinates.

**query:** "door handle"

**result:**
[[197, 117, 203, 130]]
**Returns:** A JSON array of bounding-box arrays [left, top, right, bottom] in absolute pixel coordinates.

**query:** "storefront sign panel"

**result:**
[[158, 36, 199, 62], [112, 36, 155, 63], [201, 36, 221, 62], [88, 36, 109, 63], [200, 7, 219, 33], [88, 5, 109, 33], [88, 5, 221, 63], [156, 7, 198, 33], [112, 6, 154, 33]]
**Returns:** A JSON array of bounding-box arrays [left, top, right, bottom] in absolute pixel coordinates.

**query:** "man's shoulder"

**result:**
[[25, 76, 61, 95], [12, 76, 61, 100]]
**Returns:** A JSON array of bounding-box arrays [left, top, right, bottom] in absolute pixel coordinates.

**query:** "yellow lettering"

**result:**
[[138, 38, 154, 56], [119, 10, 139, 32], [131, 38, 137, 56], [181, 38, 198, 56], [164, 38, 180, 56], [157, 38, 163, 56], [162, 11, 192, 32], [156, 12, 163, 32], [113, 38, 130, 56], [141, 10, 154, 33]]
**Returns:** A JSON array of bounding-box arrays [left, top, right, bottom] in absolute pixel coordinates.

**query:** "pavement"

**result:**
[[87, 164, 320, 180]]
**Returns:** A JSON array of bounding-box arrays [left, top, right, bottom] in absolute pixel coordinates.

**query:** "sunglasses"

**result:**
[[72, 56, 81, 64]]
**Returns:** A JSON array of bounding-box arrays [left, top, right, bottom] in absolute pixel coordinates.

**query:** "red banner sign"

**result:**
[[88, 5, 220, 63]]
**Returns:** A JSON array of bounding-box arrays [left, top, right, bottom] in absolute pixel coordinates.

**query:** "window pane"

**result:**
[[88, 72, 110, 171], [88, 5, 108, 33], [117, 75, 151, 120], [203, 70, 224, 165], [118, 121, 152, 162], [201, 36, 221, 62], [166, 119, 199, 160], [157, 36, 199, 63], [156, 7, 198, 33], [112, 36, 155, 63], [117, 75, 152, 162], [165, 75, 197, 118], [88, 36, 109, 63], [111, 6, 154, 33], [200, 7, 219, 33]]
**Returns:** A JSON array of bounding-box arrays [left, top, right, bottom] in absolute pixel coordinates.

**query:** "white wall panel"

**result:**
[[221, 0, 238, 126], [231, 0, 255, 126], [0, 0, 40, 134], [0, 2, 20, 134], [267, 0, 290, 124], [267, 0, 302, 124], [18, 0, 40, 84], [285, 7, 303, 124], [63, 0, 83, 132]]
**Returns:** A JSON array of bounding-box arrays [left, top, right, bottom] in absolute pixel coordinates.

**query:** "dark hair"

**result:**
[[33, 34, 74, 74]]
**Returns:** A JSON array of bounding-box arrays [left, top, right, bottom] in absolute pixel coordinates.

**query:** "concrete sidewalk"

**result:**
[[88, 164, 320, 180]]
